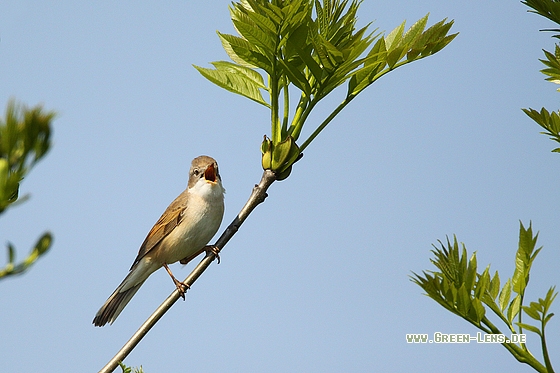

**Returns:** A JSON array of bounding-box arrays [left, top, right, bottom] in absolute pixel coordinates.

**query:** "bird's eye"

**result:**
[[193, 169, 200, 177]]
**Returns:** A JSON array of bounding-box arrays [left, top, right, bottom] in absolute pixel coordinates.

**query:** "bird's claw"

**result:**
[[205, 245, 221, 264], [163, 263, 189, 300], [173, 279, 190, 300]]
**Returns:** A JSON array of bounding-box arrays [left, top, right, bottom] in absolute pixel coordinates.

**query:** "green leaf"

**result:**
[[522, 304, 542, 321], [402, 14, 429, 47], [193, 63, 270, 107], [544, 312, 555, 324], [507, 294, 521, 323], [347, 37, 387, 96], [233, 16, 277, 56], [512, 221, 540, 295], [456, 283, 471, 316], [212, 61, 267, 88], [474, 266, 490, 301], [278, 59, 312, 96], [489, 270, 500, 300], [7, 242, 15, 264], [482, 295, 503, 317], [538, 286, 557, 327], [347, 60, 383, 96], [243, 6, 279, 35], [21, 232, 52, 267], [542, 286, 558, 308], [319, 33, 344, 62], [470, 298, 485, 324], [30, 232, 52, 259], [434, 32, 458, 53], [218, 32, 257, 68], [516, 322, 542, 336], [410, 18, 457, 60], [499, 278, 512, 312], [386, 45, 406, 69], [465, 251, 477, 293], [365, 36, 387, 66], [385, 20, 405, 50], [258, 2, 283, 25], [217, 32, 273, 73]]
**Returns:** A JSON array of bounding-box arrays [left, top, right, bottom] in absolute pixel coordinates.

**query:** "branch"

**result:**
[[98, 170, 277, 373]]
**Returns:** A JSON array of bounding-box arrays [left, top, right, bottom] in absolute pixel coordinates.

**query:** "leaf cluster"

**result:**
[[523, 0, 560, 33], [0, 99, 54, 212], [522, 41, 560, 152], [118, 362, 144, 373], [523, 107, 560, 152], [523, 0, 560, 152], [195, 0, 456, 177], [412, 222, 556, 373], [411, 237, 486, 326], [0, 100, 55, 281]]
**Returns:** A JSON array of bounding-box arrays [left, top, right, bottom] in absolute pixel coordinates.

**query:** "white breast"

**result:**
[[157, 179, 225, 264]]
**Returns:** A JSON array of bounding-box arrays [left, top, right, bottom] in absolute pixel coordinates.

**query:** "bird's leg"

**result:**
[[163, 263, 189, 300]]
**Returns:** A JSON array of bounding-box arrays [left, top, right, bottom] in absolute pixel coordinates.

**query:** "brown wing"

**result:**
[[130, 190, 188, 269]]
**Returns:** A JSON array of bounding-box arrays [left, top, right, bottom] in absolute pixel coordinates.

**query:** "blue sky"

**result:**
[[1, 1, 559, 372]]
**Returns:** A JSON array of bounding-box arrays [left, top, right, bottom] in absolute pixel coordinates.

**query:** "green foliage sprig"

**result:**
[[195, 0, 457, 179], [0, 233, 52, 279], [0, 100, 53, 212], [412, 3, 558, 372], [523, 0, 560, 151], [412, 222, 556, 373], [118, 362, 144, 373], [0, 100, 55, 280]]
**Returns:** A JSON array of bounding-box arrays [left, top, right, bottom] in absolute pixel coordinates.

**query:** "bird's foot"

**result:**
[[205, 245, 221, 264], [163, 263, 189, 300], [172, 277, 190, 300]]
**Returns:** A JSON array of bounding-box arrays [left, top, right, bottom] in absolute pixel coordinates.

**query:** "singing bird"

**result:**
[[93, 156, 225, 327]]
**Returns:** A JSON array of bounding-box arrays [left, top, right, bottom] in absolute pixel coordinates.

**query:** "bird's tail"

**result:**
[[93, 259, 157, 327], [93, 277, 146, 327]]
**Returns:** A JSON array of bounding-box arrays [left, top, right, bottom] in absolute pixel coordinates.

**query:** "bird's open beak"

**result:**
[[204, 163, 217, 183]]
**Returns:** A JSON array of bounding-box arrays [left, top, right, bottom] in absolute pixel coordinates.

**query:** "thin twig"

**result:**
[[98, 170, 277, 373]]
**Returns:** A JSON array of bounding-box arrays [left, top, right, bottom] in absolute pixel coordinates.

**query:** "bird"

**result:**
[[93, 155, 225, 327]]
